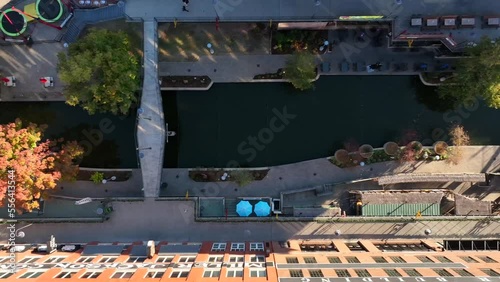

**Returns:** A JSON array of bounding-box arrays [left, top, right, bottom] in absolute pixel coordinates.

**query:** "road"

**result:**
[[3, 201, 499, 244]]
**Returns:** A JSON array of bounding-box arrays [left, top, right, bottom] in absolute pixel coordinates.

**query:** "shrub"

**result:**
[[90, 172, 104, 184]]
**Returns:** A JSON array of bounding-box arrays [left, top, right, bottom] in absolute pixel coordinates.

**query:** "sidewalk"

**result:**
[[159, 49, 440, 84], [161, 146, 500, 198], [10, 200, 500, 244], [52, 169, 143, 199]]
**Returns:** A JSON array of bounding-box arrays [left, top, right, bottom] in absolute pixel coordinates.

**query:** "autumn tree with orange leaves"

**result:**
[[0, 120, 84, 213]]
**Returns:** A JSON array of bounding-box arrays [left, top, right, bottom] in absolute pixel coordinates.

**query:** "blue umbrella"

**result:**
[[254, 201, 271, 217], [236, 200, 252, 217]]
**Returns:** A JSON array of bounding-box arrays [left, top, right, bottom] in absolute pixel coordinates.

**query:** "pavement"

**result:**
[[160, 146, 500, 198], [125, 0, 500, 22], [136, 20, 166, 198], [4, 200, 500, 244]]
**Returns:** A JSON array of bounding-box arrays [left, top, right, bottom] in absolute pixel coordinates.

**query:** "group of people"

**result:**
[[182, 0, 190, 12]]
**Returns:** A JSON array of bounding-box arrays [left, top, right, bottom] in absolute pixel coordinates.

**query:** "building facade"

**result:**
[[1, 239, 500, 281]]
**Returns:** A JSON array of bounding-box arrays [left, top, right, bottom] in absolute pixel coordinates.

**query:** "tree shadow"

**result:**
[[413, 77, 458, 112]]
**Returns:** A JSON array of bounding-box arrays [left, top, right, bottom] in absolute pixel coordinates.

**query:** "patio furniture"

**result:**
[[254, 201, 271, 217], [2, 76, 16, 87], [236, 200, 252, 217]]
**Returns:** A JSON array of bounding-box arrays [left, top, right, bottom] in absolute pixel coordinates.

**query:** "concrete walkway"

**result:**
[[161, 146, 500, 198], [125, 0, 500, 22], [136, 20, 165, 198], [159, 49, 444, 84], [46, 146, 500, 200], [7, 201, 500, 244]]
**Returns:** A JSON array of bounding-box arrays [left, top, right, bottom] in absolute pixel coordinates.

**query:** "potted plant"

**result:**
[[383, 141, 400, 156], [359, 144, 374, 159]]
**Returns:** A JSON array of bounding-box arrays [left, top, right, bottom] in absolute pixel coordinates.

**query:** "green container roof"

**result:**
[[362, 203, 440, 216]]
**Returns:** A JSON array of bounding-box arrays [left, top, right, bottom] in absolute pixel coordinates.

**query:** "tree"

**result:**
[[0, 120, 84, 213], [58, 29, 141, 115], [284, 51, 317, 90], [447, 124, 470, 165], [438, 37, 500, 108]]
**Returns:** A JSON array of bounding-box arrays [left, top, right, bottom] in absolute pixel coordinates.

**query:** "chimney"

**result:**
[[147, 240, 155, 259]]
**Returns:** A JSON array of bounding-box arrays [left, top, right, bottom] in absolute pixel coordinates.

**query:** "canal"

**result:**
[[164, 75, 500, 168], [2, 75, 499, 169], [0, 102, 137, 168]]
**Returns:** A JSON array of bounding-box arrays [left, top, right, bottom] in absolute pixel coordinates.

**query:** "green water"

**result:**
[[0, 102, 137, 168], [164, 76, 500, 168]]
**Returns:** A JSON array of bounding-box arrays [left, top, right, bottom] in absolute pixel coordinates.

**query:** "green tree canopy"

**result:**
[[58, 29, 140, 115], [284, 51, 317, 91], [439, 37, 500, 108]]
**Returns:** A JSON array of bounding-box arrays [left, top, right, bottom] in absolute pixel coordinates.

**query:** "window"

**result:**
[[156, 256, 174, 263], [127, 256, 146, 263], [250, 270, 266, 277], [309, 270, 324, 277], [250, 255, 265, 262], [229, 255, 244, 263], [203, 270, 220, 278], [454, 269, 473, 277], [335, 269, 351, 277], [145, 271, 164, 278], [55, 271, 78, 279], [479, 256, 498, 263], [459, 256, 478, 263], [170, 270, 190, 278], [373, 256, 388, 263], [98, 256, 117, 263], [346, 243, 365, 252], [355, 269, 371, 277], [18, 257, 40, 263], [250, 242, 264, 251], [19, 271, 45, 279], [286, 257, 299, 263], [178, 256, 195, 263], [211, 243, 226, 251], [111, 272, 134, 279], [77, 256, 95, 263], [345, 256, 360, 263], [290, 270, 304, 277], [435, 256, 452, 263], [434, 269, 453, 277], [416, 256, 433, 262], [208, 256, 223, 262], [226, 270, 243, 277], [231, 243, 245, 251], [481, 269, 500, 276], [403, 269, 422, 277], [384, 269, 402, 277], [80, 271, 102, 279], [390, 256, 406, 263], [45, 256, 66, 263], [304, 257, 317, 263], [328, 256, 341, 263], [0, 272, 13, 279]]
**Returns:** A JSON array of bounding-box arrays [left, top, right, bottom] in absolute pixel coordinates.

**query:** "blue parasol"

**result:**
[[236, 200, 252, 217], [254, 201, 271, 217]]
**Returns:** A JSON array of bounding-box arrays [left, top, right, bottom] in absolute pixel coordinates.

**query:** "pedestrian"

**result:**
[[182, 0, 189, 12]]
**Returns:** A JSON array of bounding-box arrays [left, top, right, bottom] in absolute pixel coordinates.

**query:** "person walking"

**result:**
[[182, 0, 189, 12]]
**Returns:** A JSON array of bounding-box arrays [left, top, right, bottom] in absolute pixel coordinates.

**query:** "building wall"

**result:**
[[1, 240, 500, 281]]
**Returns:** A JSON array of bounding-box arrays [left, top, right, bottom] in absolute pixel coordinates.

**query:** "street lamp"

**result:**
[[102, 176, 116, 184], [16, 223, 33, 238]]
